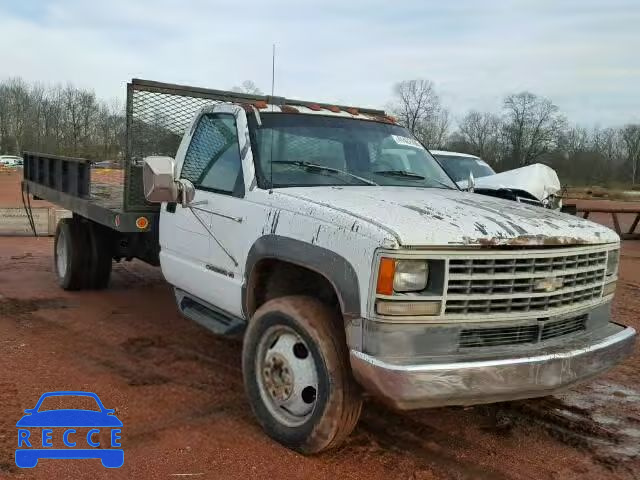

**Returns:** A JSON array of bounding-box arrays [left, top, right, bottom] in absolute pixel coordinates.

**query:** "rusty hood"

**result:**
[[279, 186, 619, 247]]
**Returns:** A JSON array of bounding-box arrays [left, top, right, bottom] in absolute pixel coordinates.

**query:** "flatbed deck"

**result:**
[[22, 152, 157, 233]]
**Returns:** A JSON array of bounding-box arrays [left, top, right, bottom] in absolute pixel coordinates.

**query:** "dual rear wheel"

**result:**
[[54, 217, 113, 290]]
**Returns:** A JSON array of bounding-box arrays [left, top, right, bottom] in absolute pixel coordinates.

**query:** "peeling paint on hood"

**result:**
[[278, 186, 619, 247]]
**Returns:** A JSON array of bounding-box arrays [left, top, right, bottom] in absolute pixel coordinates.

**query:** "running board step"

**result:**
[[175, 289, 245, 336]]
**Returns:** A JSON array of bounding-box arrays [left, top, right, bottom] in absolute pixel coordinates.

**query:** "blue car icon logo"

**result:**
[[16, 391, 123, 468]]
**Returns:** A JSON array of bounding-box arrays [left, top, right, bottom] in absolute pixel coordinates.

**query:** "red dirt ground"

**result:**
[[0, 172, 639, 479]]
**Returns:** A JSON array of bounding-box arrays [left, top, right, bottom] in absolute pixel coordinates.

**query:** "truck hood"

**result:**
[[457, 163, 561, 202], [279, 186, 618, 246]]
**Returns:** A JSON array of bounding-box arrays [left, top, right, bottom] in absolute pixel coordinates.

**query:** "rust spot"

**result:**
[[280, 105, 299, 113], [346, 107, 359, 115], [328, 105, 341, 113], [365, 113, 396, 124], [468, 235, 591, 246], [308, 103, 322, 111], [254, 100, 268, 109]]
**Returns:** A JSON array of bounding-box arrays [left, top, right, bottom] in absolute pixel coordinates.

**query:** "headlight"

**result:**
[[394, 260, 429, 292], [376, 258, 429, 294], [606, 249, 619, 276]]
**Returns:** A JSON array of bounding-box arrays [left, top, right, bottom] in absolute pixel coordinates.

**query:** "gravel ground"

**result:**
[[0, 171, 639, 479]]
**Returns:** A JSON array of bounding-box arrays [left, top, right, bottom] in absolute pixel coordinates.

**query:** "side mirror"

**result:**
[[467, 171, 475, 193], [143, 156, 195, 206]]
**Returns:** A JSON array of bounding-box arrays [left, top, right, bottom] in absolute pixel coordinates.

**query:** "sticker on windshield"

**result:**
[[391, 135, 424, 149]]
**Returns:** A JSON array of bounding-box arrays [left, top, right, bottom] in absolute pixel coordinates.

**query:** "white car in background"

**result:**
[[0, 155, 24, 167], [431, 150, 562, 209]]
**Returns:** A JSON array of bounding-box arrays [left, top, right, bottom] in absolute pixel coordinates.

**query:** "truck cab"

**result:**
[[144, 96, 635, 453]]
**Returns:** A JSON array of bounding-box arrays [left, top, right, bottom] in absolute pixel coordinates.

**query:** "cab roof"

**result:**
[[131, 78, 397, 124]]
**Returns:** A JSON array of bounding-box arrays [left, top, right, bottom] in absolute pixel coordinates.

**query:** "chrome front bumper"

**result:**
[[350, 325, 636, 410]]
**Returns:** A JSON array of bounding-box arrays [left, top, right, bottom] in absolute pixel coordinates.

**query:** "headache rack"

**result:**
[[22, 78, 386, 233]]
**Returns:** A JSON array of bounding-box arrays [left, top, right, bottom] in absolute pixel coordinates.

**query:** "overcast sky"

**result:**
[[1, 0, 638, 127]]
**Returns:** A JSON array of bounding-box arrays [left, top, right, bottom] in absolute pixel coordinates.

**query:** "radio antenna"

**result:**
[[269, 43, 276, 192], [271, 44, 276, 101]]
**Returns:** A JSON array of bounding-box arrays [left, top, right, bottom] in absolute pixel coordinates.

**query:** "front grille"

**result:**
[[459, 314, 587, 348], [446, 285, 603, 314], [449, 251, 606, 276], [445, 249, 607, 315], [459, 324, 538, 348], [448, 269, 605, 295], [540, 315, 587, 340]]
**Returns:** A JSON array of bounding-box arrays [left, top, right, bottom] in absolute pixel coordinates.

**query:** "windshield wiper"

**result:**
[[272, 161, 378, 186], [374, 170, 425, 179], [374, 170, 457, 190], [428, 178, 458, 190]]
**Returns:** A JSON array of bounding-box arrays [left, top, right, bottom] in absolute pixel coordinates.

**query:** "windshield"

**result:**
[[433, 154, 496, 182], [249, 113, 457, 190]]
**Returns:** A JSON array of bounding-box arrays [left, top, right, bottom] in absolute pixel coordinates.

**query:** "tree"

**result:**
[[391, 79, 450, 148], [0, 77, 123, 159], [391, 79, 440, 135], [621, 124, 640, 184], [457, 111, 503, 164], [416, 108, 450, 149], [592, 127, 623, 166], [231, 80, 262, 95], [502, 92, 565, 168]]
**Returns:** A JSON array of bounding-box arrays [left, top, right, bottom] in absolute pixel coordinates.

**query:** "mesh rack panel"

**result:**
[[122, 79, 386, 212], [124, 83, 225, 211]]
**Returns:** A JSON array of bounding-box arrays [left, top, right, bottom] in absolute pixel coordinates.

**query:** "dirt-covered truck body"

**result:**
[[22, 79, 636, 453]]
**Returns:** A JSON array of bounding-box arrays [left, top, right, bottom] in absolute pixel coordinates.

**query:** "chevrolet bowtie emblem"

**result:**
[[534, 277, 564, 292]]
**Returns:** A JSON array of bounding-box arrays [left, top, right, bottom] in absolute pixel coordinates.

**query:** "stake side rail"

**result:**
[[22, 152, 157, 233]]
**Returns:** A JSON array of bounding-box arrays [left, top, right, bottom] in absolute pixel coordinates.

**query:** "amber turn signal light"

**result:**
[[376, 257, 396, 296]]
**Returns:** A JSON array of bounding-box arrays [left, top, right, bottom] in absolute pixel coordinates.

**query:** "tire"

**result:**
[[54, 217, 91, 290], [242, 295, 362, 454], [87, 222, 113, 289]]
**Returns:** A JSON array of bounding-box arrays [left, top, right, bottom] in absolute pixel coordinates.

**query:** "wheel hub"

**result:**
[[263, 352, 294, 402], [256, 325, 319, 427]]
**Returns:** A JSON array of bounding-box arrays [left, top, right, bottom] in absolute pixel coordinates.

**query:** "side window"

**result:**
[[181, 113, 243, 195]]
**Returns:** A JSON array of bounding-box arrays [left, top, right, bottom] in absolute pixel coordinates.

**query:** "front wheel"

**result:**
[[242, 296, 362, 454]]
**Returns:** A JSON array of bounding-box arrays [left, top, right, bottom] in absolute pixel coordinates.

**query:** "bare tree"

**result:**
[[502, 92, 565, 168], [621, 125, 640, 184], [231, 80, 263, 95], [558, 125, 590, 156], [391, 79, 441, 135], [4, 78, 32, 153], [416, 108, 450, 149], [391, 79, 450, 148], [458, 111, 503, 163], [592, 127, 623, 166], [0, 77, 123, 159]]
